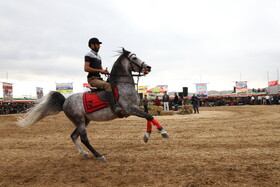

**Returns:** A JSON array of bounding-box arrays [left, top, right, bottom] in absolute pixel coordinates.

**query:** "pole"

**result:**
[[277, 68, 279, 92], [267, 71, 270, 94], [267, 71, 269, 82]]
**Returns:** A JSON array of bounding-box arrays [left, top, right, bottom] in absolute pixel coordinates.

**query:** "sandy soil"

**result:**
[[0, 105, 279, 187]]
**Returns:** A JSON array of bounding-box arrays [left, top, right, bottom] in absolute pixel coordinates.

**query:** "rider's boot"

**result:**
[[105, 91, 125, 118]]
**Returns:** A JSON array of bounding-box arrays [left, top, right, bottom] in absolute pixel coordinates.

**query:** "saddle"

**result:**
[[82, 87, 119, 114]]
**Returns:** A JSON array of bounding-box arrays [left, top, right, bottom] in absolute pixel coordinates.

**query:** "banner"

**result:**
[[3, 82, 13, 102], [138, 86, 148, 93], [36, 87, 43, 99], [268, 80, 278, 87], [236, 81, 248, 96], [83, 83, 91, 92], [56, 83, 73, 94], [195, 83, 208, 98]]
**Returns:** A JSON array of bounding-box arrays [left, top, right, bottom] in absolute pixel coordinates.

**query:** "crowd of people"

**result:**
[[140, 93, 280, 114], [0, 102, 35, 115], [200, 94, 280, 106], [140, 92, 196, 113]]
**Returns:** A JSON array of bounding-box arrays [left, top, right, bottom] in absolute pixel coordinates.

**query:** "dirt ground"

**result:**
[[0, 105, 279, 187]]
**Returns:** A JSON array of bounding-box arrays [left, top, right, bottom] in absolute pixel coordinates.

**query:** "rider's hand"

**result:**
[[101, 69, 109, 74]]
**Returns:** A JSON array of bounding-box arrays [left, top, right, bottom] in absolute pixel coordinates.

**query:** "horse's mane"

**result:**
[[110, 48, 130, 76], [109, 48, 134, 85]]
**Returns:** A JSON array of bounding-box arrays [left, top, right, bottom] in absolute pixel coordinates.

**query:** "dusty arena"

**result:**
[[0, 105, 279, 186]]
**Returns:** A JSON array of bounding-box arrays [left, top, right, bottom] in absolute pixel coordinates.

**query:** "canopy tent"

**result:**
[[146, 87, 166, 94]]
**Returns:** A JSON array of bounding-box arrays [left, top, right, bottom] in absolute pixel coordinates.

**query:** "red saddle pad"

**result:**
[[82, 92, 109, 114]]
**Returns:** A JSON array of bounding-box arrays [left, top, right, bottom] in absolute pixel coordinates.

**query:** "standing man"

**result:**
[[173, 92, 179, 111], [191, 94, 199, 114], [143, 95, 149, 113], [162, 91, 169, 111], [84, 37, 124, 117]]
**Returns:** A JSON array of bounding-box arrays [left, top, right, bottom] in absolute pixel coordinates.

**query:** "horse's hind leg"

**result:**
[[66, 111, 107, 162], [68, 115, 91, 158], [71, 128, 90, 158], [78, 124, 107, 162]]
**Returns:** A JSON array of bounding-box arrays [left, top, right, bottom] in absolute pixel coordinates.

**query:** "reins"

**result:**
[[107, 72, 143, 87]]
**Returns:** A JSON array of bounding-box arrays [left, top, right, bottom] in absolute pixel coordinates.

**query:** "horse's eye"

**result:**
[[132, 57, 137, 60]]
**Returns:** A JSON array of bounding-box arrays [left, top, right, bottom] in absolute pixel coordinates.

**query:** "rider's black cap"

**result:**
[[88, 38, 102, 47]]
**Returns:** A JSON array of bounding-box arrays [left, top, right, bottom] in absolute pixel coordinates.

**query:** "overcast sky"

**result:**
[[0, 0, 279, 97]]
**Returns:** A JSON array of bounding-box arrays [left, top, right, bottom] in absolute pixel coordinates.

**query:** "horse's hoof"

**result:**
[[161, 133, 169, 138], [143, 132, 151, 143], [160, 129, 169, 138], [143, 135, 149, 143], [98, 155, 107, 162], [81, 152, 90, 159]]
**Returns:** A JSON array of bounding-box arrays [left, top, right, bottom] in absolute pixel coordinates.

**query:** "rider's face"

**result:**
[[91, 43, 100, 52]]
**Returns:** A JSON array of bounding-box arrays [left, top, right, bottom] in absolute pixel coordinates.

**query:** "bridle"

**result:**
[[126, 52, 147, 77], [108, 52, 150, 88]]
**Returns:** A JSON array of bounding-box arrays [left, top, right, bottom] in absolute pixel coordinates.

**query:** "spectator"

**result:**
[[142, 95, 149, 113], [178, 96, 183, 106], [265, 95, 270, 105], [162, 91, 170, 111], [191, 94, 199, 114], [173, 93, 179, 111], [154, 96, 161, 106]]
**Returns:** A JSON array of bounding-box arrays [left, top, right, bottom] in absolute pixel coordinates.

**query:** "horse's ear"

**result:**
[[122, 47, 131, 55]]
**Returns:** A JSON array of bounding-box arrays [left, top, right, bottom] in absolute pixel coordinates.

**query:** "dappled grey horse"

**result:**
[[17, 48, 169, 162]]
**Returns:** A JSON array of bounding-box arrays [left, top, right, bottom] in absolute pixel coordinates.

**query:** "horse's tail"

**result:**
[[17, 91, 65, 127]]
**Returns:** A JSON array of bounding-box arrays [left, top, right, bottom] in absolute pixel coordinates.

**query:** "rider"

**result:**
[[84, 37, 124, 117]]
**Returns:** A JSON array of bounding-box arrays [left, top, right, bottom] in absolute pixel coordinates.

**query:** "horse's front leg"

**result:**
[[129, 107, 169, 143], [143, 120, 152, 143]]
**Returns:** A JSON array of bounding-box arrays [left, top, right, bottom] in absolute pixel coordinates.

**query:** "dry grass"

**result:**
[[0, 105, 279, 186]]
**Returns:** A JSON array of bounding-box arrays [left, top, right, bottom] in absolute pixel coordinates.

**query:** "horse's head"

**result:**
[[122, 48, 151, 75]]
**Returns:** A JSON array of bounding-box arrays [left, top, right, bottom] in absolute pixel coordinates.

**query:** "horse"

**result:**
[[17, 48, 169, 162]]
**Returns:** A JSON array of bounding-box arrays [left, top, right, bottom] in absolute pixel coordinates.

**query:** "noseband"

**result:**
[[124, 53, 147, 88], [126, 53, 146, 76]]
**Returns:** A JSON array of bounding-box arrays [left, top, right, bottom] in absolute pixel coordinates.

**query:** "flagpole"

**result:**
[[267, 71, 270, 94], [277, 68, 279, 92]]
